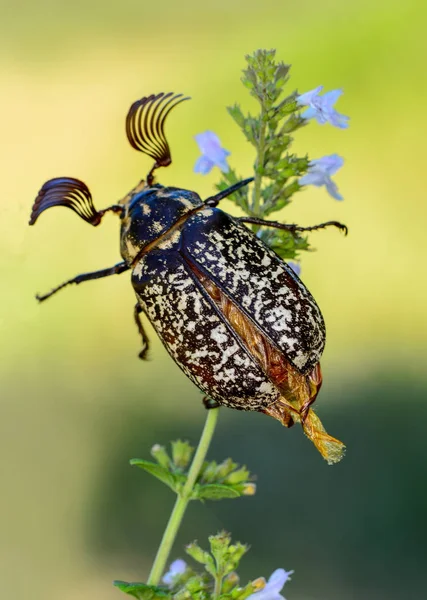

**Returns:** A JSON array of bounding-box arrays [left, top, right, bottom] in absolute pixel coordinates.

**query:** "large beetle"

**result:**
[[30, 93, 346, 463]]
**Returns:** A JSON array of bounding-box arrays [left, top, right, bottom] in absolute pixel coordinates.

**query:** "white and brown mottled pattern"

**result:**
[[132, 243, 281, 410], [180, 208, 326, 374], [131, 205, 326, 408]]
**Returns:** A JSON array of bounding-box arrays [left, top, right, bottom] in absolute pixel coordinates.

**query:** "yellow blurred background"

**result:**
[[1, 1, 427, 599]]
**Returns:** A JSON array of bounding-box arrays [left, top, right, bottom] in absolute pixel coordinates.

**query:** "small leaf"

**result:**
[[130, 459, 177, 491], [274, 62, 290, 89], [113, 581, 170, 600], [227, 104, 245, 128], [186, 542, 217, 576], [196, 484, 240, 500]]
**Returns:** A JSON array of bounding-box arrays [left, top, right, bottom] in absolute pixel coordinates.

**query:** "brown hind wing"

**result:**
[[190, 262, 345, 464]]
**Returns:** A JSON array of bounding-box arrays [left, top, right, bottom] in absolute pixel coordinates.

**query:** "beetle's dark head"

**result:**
[[119, 184, 204, 263]]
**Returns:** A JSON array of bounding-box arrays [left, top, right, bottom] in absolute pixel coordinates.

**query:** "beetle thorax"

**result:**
[[120, 185, 203, 263]]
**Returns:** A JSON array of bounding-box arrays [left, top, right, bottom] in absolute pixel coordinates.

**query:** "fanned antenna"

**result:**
[[29, 177, 121, 226], [125, 92, 190, 184]]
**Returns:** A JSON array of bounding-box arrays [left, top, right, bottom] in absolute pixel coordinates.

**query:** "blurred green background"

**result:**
[[1, 0, 427, 598]]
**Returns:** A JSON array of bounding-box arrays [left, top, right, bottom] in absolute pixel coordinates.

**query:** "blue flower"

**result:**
[[287, 261, 301, 276], [194, 131, 230, 174], [297, 86, 349, 129], [162, 559, 187, 586], [246, 568, 294, 600], [299, 154, 344, 200]]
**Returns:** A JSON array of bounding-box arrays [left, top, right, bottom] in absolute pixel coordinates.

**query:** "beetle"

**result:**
[[29, 92, 346, 463]]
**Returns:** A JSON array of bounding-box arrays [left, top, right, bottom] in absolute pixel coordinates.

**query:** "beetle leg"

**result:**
[[36, 261, 129, 302], [202, 396, 221, 410], [134, 304, 150, 360], [237, 217, 348, 236]]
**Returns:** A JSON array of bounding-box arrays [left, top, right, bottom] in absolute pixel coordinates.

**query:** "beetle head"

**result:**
[[119, 186, 203, 263]]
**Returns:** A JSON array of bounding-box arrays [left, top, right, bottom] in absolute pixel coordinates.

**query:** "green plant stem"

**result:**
[[147, 407, 220, 585], [252, 103, 267, 219], [213, 569, 224, 599]]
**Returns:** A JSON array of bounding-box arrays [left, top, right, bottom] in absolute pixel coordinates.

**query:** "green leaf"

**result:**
[[130, 459, 177, 492], [113, 581, 170, 600], [186, 542, 217, 577], [274, 62, 290, 90], [227, 104, 245, 128], [280, 112, 306, 134], [196, 484, 240, 500]]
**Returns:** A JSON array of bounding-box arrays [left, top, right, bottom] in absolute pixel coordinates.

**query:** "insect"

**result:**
[[30, 92, 346, 463]]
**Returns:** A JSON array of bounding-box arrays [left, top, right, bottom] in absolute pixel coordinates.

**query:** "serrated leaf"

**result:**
[[130, 459, 177, 491], [196, 484, 240, 500], [227, 104, 245, 128], [113, 581, 170, 600], [186, 542, 217, 577]]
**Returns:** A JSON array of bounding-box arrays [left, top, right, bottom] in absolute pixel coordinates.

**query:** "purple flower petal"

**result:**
[[322, 89, 343, 106], [310, 154, 344, 176], [246, 568, 294, 600], [267, 569, 293, 592], [300, 106, 317, 120], [299, 154, 344, 200], [299, 172, 320, 187], [194, 155, 215, 175], [325, 178, 343, 201], [162, 558, 187, 586], [328, 111, 350, 129], [296, 85, 323, 106], [297, 86, 349, 129], [194, 131, 230, 174]]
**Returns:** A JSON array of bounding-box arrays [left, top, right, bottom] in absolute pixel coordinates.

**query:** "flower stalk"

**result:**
[[147, 407, 220, 585], [252, 103, 267, 219]]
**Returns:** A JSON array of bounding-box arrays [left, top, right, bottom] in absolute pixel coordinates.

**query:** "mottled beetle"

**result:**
[[30, 92, 346, 463]]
